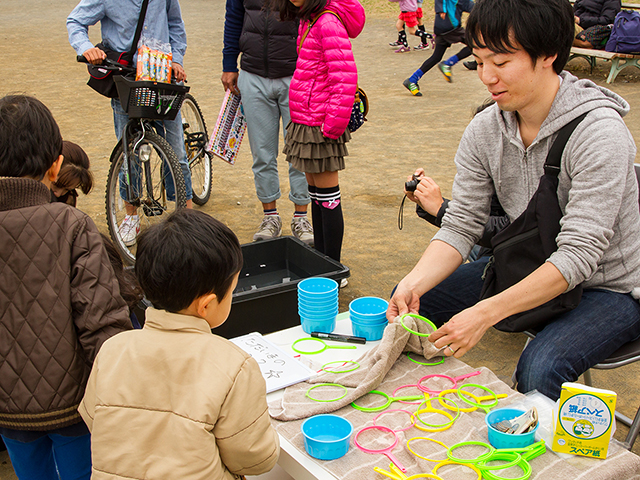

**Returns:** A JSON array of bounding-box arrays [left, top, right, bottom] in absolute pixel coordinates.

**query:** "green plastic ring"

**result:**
[[322, 360, 360, 374], [476, 452, 523, 471], [399, 313, 437, 337], [480, 455, 532, 480], [415, 397, 460, 428], [351, 390, 393, 412], [407, 352, 445, 366], [456, 384, 499, 412], [305, 383, 348, 402], [447, 441, 495, 464]]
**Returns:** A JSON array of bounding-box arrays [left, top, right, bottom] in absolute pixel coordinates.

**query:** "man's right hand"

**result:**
[[82, 47, 107, 65], [221, 71, 240, 95]]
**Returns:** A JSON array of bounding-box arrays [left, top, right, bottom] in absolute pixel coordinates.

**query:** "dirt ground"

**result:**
[[3, 0, 640, 475]]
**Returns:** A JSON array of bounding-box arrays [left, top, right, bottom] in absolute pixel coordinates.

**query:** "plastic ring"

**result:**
[[437, 389, 479, 413], [321, 360, 360, 373], [305, 383, 348, 402], [456, 384, 498, 411], [415, 397, 460, 428], [476, 452, 523, 471], [399, 313, 437, 337], [417, 374, 458, 395], [447, 441, 495, 464], [407, 351, 445, 366], [433, 460, 482, 480], [405, 474, 445, 480], [479, 456, 532, 480], [373, 409, 416, 432], [407, 436, 449, 462], [351, 390, 392, 412], [413, 409, 456, 432], [392, 384, 425, 404]]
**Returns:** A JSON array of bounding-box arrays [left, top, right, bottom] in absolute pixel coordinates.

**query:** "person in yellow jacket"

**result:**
[[79, 209, 279, 479]]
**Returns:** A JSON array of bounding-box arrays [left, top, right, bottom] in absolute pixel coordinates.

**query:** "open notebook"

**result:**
[[230, 332, 316, 393]]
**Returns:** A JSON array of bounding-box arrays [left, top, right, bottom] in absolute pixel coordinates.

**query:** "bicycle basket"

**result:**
[[114, 76, 190, 121]]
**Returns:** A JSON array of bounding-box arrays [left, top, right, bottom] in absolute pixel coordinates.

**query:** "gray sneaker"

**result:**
[[291, 216, 314, 246], [253, 214, 282, 241]]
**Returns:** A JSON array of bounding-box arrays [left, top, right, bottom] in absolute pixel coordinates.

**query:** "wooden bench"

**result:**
[[568, 46, 640, 84]]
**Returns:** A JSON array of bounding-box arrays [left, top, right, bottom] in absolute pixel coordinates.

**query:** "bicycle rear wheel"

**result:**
[[182, 93, 213, 205], [106, 130, 187, 265]]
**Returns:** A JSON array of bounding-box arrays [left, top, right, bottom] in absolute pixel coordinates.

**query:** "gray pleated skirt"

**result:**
[[283, 121, 350, 173]]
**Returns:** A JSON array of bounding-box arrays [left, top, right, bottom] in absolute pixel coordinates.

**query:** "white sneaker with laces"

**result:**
[[291, 216, 314, 246], [253, 214, 282, 241], [119, 214, 141, 247]]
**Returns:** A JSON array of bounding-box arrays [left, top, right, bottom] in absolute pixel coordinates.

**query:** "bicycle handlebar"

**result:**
[[76, 55, 135, 74]]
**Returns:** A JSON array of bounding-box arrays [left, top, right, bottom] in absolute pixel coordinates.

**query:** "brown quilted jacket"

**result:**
[[0, 177, 132, 431]]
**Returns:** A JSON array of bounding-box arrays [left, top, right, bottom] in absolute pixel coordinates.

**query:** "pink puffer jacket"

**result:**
[[289, 0, 366, 139]]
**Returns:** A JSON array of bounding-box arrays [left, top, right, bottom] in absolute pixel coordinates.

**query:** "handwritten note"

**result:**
[[231, 332, 315, 393]]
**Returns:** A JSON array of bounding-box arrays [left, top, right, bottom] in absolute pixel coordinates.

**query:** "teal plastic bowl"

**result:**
[[298, 293, 339, 307], [301, 414, 353, 460], [349, 297, 388, 318], [485, 408, 538, 449], [301, 317, 336, 334], [298, 305, 339, 319], [298, 277, 339, 296], [351, 319, 387, 341]]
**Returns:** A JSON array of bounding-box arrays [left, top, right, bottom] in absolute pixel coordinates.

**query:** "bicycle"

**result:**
[[181, 94, 213, 206], [77, 56, 189, 265]]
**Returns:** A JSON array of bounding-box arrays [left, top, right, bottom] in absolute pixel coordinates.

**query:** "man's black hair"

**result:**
[[0, 95, 63, 179], [135, 209, 243, 313], [465, 0, 574, 74], [270, 0, 327, 22]]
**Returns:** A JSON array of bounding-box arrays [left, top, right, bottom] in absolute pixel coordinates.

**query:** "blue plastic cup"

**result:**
[[298, 277, 339, 297], [349, 312, 388, 325], [351, 319, 387, 341], [485, 408, 538, 449], [301, 414, 353, 460], [298, 305, 339, 319], [298, 295, 339, 309], [349, 297, 389, 324], [301, 317, 336, 334]]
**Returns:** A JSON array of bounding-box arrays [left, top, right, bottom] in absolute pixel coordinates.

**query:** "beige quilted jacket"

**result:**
[[80, 307, 280, 479], [0, 178, 131, 431]]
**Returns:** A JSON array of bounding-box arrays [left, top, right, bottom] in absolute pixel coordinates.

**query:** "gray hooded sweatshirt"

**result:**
[[434, 71, 640, 293]]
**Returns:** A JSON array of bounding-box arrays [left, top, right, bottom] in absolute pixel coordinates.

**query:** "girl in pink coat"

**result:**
[[273, 0, 365, 265]]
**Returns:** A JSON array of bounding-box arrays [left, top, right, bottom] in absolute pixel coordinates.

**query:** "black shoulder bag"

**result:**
[[479, 113, 587, 333], [87, 0, 149, 98]]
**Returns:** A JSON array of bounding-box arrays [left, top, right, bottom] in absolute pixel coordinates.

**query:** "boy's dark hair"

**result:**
[[270, 0, 327, 22], [465, 0, 574, 74], [56, 141, 94, 195], [0, 95, 63, 179], [135, 209, 243, 313]]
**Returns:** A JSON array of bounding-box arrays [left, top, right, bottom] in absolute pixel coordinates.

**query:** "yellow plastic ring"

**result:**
[[437, 389, 480, 412], [407, 436, 449, 462], [432, 460, 482, 480], [412, 407, 455, 432], [405, 474, 445, 480]]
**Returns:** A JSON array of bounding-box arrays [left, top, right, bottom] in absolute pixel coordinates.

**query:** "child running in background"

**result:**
[[388, 0, 433, 52], [79, 209, 280, 479], [0, 95, 131, 480], [403, 0, 474, 95], [50, 140, 94, 206], [272, 0, 365, 268]]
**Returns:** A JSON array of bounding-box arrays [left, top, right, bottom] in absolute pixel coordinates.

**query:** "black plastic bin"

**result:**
[[213, 236, 350, 339]]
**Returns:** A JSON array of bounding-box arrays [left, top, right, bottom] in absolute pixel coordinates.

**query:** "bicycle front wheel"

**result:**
[[105, 130, 187, 265], [182, 93, 213, 205]]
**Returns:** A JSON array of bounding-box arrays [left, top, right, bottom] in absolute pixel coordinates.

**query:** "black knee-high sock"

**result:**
[[399, 29, 408, 47], [316, 185, 344, 263], [308, 185, 325, 254], [418, 24, 426, 32]]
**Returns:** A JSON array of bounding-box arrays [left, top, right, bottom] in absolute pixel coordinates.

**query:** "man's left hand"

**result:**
[[173, 63, 187, 83], [428, 303, 495, 357]]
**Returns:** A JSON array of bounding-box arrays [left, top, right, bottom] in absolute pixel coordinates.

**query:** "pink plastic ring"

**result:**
[[417, 374, 457, 395], [373, 409, 416, 432], [393, 384, 424, 404]]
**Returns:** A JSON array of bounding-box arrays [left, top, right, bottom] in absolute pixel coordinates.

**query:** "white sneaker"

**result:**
[[291, 216, 314, 246], [119, 214, 140, 247], [340, 278, 349, 288], [253, 214, 282, 241]]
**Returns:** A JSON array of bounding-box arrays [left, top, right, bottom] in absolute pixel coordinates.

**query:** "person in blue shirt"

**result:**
[[67, 0, 192, 246]]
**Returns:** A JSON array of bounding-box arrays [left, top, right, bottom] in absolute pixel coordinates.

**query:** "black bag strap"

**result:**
[[543, 112, 588, 175], [126, 0, 150, 61]]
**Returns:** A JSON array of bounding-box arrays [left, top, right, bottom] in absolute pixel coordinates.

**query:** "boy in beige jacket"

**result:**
[[79, 209, 279, 479]]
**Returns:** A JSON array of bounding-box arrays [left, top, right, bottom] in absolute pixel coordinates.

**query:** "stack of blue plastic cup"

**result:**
[[349, 297, 389, 341], [298, 277, 339, 334]]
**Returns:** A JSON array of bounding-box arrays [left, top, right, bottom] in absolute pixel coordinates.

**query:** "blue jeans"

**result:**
[[238, 70, 309, 206], [417, 256, 640, 400], [112, 98, 192, 201], [2, 433, 91, 480]]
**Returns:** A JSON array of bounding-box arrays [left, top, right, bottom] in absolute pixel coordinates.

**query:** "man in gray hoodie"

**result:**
[[388, 0, 640, 400]]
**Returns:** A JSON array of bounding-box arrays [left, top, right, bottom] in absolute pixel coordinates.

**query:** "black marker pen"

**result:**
[[311, 332, 367, 344]]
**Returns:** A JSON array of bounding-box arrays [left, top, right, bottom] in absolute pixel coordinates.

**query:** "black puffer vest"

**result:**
[[239, 0, 298, 78]]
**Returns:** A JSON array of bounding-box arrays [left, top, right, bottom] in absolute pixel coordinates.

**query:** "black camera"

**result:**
[[405, 174, 421, 192]]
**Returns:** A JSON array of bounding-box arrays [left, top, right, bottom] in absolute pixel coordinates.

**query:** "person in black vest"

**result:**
[[573, 0, 621, 49], [222, 0, 313, 245]]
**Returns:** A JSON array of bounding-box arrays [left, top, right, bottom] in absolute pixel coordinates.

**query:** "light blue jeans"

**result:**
[[2, 433, 91, 480], [238, 70, 309, 206], [416, 256, 640, 400], [112, 98, 192, 201]]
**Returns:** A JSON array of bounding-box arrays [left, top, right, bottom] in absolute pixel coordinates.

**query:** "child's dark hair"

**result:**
[[101, 233, 144, 310], [465, 0, 574, 74], [0, 95, 63, 179], [135, 209, 243, 313], [270, 0, 327, 22], [55, 141, 94, 195]]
